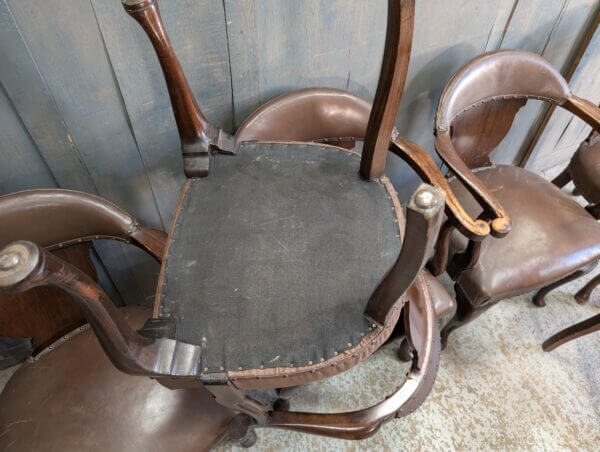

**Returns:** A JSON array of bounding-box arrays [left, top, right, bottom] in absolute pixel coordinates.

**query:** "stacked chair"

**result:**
[[0, 0, 488, 449], [1, 0, 597, 450]]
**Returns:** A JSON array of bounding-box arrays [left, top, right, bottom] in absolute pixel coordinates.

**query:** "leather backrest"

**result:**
[[0, 189, 136, 249], [436, 50, 570, 132]]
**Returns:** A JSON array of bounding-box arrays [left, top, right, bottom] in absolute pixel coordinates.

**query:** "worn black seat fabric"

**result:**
[[157, 142, 402, 373]]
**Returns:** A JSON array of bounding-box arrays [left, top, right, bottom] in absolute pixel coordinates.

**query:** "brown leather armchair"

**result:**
[[425, 49, 600, 348]]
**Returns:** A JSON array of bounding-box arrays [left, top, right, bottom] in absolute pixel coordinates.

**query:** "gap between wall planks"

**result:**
[[522, 5, 600, 171], [1, 0, 163, 305], [1, 0, 598, 305]]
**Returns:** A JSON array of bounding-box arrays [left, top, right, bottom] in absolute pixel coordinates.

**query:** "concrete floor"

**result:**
[[1, 165, 598, 451]]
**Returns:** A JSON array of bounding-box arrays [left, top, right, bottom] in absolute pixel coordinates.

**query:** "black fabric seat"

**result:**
[[157, 142, 402, 373]]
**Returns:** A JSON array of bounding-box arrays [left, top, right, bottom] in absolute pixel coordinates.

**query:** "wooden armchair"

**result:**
[[0, 0, 500, 446], [426, 49, 600, 348]]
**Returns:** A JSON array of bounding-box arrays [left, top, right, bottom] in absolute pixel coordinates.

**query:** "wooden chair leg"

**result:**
[[440, 284, 479, 349], [551, 166, 571, 188], [575, 272, 600, 304], [532, 269, 588, 307], [542, 312, 600, 351], [226, 414, 257, 448]]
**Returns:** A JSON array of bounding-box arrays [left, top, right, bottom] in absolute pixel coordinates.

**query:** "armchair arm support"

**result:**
[[0, 241, 202, 376], [365, 184, 445, 325], [390, 137, 490, 240], [435, 130, 511, 238]]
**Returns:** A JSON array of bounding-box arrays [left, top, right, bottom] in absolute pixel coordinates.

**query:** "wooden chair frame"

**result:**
[[0, 0, 497, 444]]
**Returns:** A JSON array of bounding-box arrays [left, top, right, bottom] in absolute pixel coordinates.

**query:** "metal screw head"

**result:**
[[414, 188, 437, 209], [0, 252, 20, 271]]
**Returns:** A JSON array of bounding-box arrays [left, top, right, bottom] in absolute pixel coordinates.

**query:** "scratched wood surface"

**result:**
[[0, 0, 597, 304]]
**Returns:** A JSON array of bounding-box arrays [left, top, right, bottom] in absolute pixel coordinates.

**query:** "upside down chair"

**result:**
[[0, 0, 498, 448], [422, 49, 600, 351]]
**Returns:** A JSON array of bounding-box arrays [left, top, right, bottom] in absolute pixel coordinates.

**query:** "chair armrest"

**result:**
[[0, 241, 201, 376], [266, 271, 440, 439], [435, 130, 511, 238], [390, 137, 490, 240]]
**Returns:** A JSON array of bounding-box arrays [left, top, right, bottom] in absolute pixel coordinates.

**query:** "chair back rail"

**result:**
[[0, 189, 166, 261]]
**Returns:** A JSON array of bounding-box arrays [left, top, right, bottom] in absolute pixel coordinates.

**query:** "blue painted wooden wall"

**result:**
[[1, 0, 598, 305]]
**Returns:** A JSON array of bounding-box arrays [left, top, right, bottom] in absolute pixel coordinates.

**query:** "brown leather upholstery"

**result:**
[[235, 88, 371, 143], [0, 189, 136, 249], [447, 165, 600, 306], [0, 307, 235, 452], [569, 134, 600, 204], [436, 50, 570, 131]]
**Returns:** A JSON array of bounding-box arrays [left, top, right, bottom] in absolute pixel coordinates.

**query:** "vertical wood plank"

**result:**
[[528, 24, 600, 172], [0, 83, 57, 193], [91, 0, 233, 225], [492, 0, 598, 165], [225, 0, 386, 129], [0, 0, 96, 193], [7, 0, 164, 304]]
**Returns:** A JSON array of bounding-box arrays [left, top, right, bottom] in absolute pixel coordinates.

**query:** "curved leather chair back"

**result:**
[[436, 50, 570, 132], [435, 50, 600, 169], [0, 189, 165, 260]]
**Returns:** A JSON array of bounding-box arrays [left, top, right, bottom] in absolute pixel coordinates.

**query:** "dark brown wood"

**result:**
[[575, 271, 600, 304], [428, 219, 454, 276], [563, 94, 600, 130], [130, 226, 167, 262], [0, 245, 92, 353], [532, 267, 591, 308], [365, 184, 444, 325], [451, 99, 526, 169], [265, 273, 441, 440], [586, 203, 600, 219], [551, 166, 572, 188], [122, 0, 234, 177], [360, 0, 414, 180], [542, 312, 600, 351]]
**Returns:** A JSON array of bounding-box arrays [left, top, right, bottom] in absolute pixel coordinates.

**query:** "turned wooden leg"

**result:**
[[551, 167, 572, 188], [227, 414, 257, 448], [440, 284, 488, 349], [532, 269, 587, 307], [397, 337, 414, 362], [575, 273, 600, 304], [543, 313, 600, 351]]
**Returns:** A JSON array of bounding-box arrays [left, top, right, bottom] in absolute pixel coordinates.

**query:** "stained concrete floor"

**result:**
[[1, 167, 598, 451]]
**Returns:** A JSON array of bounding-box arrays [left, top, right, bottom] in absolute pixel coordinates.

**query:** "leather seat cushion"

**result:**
[[448, 164, 600, 306], [158, 142, 402, 376], [569, 137, 600, 204]]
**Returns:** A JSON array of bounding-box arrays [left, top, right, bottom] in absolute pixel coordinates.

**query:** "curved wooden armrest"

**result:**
[[390, 137, 490, 240], [542, 312, 600, 352], [266, 272, 441, 440], [0, 241, 202, 376], [435, 130, 511, 238], [563, 95, 600, 131]]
